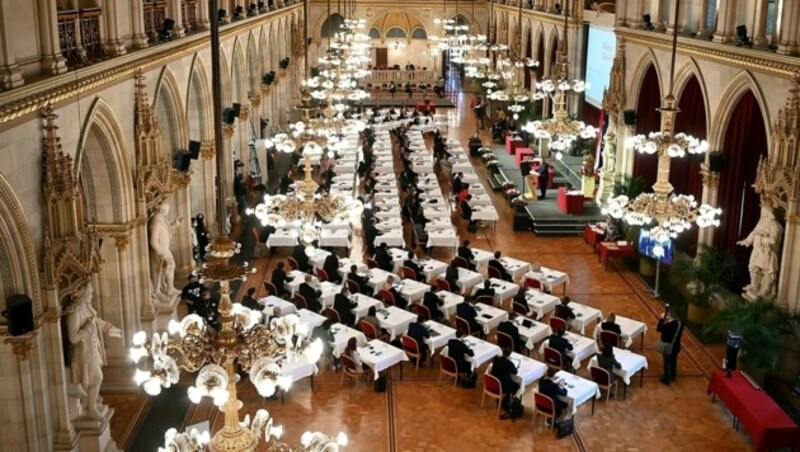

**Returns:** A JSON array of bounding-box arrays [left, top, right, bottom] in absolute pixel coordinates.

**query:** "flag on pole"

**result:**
[[593, 109, 609, 172]]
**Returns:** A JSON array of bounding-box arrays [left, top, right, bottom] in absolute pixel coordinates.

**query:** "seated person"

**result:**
[[468, 132, 483, 156], [271, 262, 291, 297], [456, 183, 471, 203], [447, 329, 475, 374], [445, 260, 460, 293], [333, 286, 358, 327], [460, 195, 476, 229], [374, 243, 394, 272], [554, 296, 576, 322], [474, 280, 496, 301], [361, 306, 390, 341], [382, 275, 407, 310], [292, 243, 311, 273], [547, 328, 574, 371], [497, 314, 524, 353], [452, 173, 464, 195], [406, 317, 431, 364], [490, 347, 521, 418], [263, 306, 283, 326], [403, 251, 425, 282], [298, 274, 322, 313], [511, 291, 531, 316], [422, 290, 445, 322], [457, 239, 476, 270], [239, 287, 261, 311], [488, 251, 512, 281], [538, 369, 572, 422], [343, 337, 365, 373], [347, 264, 370, 295], [456, 299, 483, 338], [600, 312, 622, 336], [596, 342, 622, 383], [323, 251, 343, 284]]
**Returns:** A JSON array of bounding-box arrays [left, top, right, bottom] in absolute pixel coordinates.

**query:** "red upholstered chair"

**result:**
[[401, 335, 422, 373], [322, 307, 340, 323], [549, 316, 567, 333], [590, 366, 618, 406], [293, 294, 307, 310], [524, 278, 542, 290], [453, 257, 469, 269], [287, 257, 299, 271], [476, 295, 495, 306], [481, 373, 504, 415], [487, 266, 502, 280], [316, 268, 329, 282], [410, 303, 431, 322], [543, 346, 564, 371], [455, 316, 472, 337], [340, 354, 365, 388], [379, 289, 396, 307], [435, 279, 452, 292], [366, 258, 378, 269], [533, 393, 556, 429], [346, 279, 361, 294], [496, 331, 515, 351], [438, 354, 462, 386], [402, 266, 418, 281], [512, 301, 529, 316], [263, 281, 278, 296], [358, 320, 378, 340], [599, 330, 621, 348]]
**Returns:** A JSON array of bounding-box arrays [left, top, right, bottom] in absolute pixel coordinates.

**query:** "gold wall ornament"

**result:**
[[239, 104, 250, 122], [700, 163, 721, 188], [112, 233, 131, 251], [222, 123, 236, 138], [200, 141, 216, 160], [248, 94, 262, 109], [4, 331, 37, 361], [134, 69, 174, 212], [172, 169, 192, 188]]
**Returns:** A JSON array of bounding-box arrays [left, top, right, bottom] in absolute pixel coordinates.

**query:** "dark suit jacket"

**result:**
[[292, 246, 311, 272], [447, 338, 474, 373], [474, 287, 496, 300], [490, 356, 519, 394], [456, 302, 480, 333], [271, 268, 289, 291], [323, 255, 341, 283], [445, 265, 460, 291], [554, 304, 576, 320], [386, 287, 406, 310], [407, 322, 430, 357], [333, 293, 356, 326], [457, 246, 474, 262], [375, 248, 393, 271], [600, 321, 622, 336], [657, 318, 683, 352], [538, 377, 567, 416], [488, 259, 512, 281], [422, 292, 444, 320], [240, 295, 261, 312], [404, 259, 424, 281], [597, 354, 622, 381], [299, 282, 322, 312], [460, 200, 473, 220], [347, 272, 369, 294], [497, 321, 523, 352], [548, 334, 574, 368]]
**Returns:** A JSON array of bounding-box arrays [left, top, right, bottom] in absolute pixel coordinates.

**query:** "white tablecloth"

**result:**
[[358, 339, 409, 379], [554, 370, 601, 413], [567, 302, 603, 335], [319, 229, 351, 248], [591, 316, 648, 349], [426, 228, 458, 249], [487, 353, 547, 388], [514, 317, 552, 350], [472, 207, 500, 222], [589, 348, 648, 385], [498, 257, 532, 281], [351, 293, 384, 321], [284, 270, 312, 297], [457, 337, 502, 370], [524, 289, 560, 320], [423, 321, 457, 356], [367, 268, 394, 292], [418, 259, 448, 280], [457, 268, 484, 294], [297, 309, 327, 330], [376, 306, 418, 340], [525, 267, 570, 293], [375, 229, 405, 248], [474, 303, 509, 335], [399, 279, 430, 302], [329, 323, 367, 358], [437, 291, 463, 318], [266, 228, 299, 248], [281, 357, 317, 384], [471, 248, 495, 268], [473, 278, 520, 306], [260, 296, 297, 316], [540, 332, 600, 370]]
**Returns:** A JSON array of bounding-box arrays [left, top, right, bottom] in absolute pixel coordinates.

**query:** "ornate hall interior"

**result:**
[[0, 0, 799, 450]]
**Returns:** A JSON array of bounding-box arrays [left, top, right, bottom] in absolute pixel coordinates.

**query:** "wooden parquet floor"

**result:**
[[107, 87, 757, 451]]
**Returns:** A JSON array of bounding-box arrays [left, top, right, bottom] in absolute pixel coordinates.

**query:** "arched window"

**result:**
[[369, 27, 381, 39], [411, 27, 427, 40], [386, 27, 407, 39]]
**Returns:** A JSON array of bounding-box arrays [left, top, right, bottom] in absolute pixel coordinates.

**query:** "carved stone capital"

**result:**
[[172, 170, 192, 188], [222, 123, 236, 138], [700, 163, 720, 188], [200, 142, 216, 160], [249, 94, 262, 109], [239, 105, 250, 121], [261, 84, 273, 95], [4, 331, 37, 361], [111, 233, 130, 251]]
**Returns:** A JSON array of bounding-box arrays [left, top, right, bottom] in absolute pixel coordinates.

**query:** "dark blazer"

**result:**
[[323, 254, 342, 283], [347, 272, 369, 294], [600, 321, 622, 336], [271, 268, 289, 290], [375, 248, 393, 272], [548, 334, 574, 368], [422, 292, 444, 320], [403, 259, 424, 281], [333, 293, 357, 326], [406, 322, 430, 357], [596, 354, 622, 382], [240, 294, 261, 312], [656, 318, 684, 353], [456, 302, 481, 334], [299, 282, 322, 312], [385, 286, 406, 310], [554, 304, 576, 321], [488, 259, 512, 281], [459, 200, 473, 220], [457, 245, 474, 262], [292, 245, 311, 272], [538, 377, 568, 417], [474, 287, 496, 300], [445, 265, 460, 292], [447, 338, 474, 373], [497, 320, 523, 353], [490, 355, 519, 394]]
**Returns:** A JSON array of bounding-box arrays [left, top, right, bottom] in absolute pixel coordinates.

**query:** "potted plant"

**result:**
[[705, 296, 799, 383], [671, 244, 738, 324]]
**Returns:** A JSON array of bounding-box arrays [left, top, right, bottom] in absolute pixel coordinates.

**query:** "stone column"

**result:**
[[102, 0, 126, 56], [777, 0, 799, 55], [170, 178, 194, 279], [222, 124, 236, 212], [200, 141, 217, 232], [696, 0, 711, 38], [238, 104, 251, 174], [615, 0, 628, 27], [129, 0, 149, 48], [665, 0, 687, 35], [778, 202, 800, 313], [697, 164, 720, 248], [35, 0, 68, 75], [653, 0, 666, 32], [712, 0, 737, 44], [196, 0, 211, 30], [752, 0, 770, 48], [628, 0, 646, 29], [167, 0, 186, 37], [0, 0, 24, 89]]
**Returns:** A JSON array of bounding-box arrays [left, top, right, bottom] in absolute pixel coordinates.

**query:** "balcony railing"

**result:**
[[182, 0, 198, 32], [143, 1, 168, 43], [57, 7, 105, 68]]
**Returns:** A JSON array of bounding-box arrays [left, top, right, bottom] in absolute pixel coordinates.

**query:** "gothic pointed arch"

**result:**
[[631, 64, 662, 187], [219, 46, 232, 107], [153, 66, 189, 159], [709, 71, 771, 149], [247, 31, 260, 95], [320, 13, 345, 39], [259, 26, 269, 76], [231, 37, 246, 105], [186, 54, 213, 142], [627, 49, 663, 111]]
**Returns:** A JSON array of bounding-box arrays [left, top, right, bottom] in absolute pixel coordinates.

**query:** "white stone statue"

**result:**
[[149, 201, 180, 304], [737, 205, 783, 300], [66, 282, 122, 420], [602, 121, 617, 176]]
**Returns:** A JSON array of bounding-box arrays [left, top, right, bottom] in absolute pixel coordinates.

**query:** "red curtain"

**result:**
[[672, 76, 707, 256], [714, 91, 768, 286], [549, 38, 558, 75], [582, 102, 600, 126], [632, 66, 662, 187]]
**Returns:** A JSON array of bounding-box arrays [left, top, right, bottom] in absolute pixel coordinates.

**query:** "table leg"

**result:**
[[281, 389, 285, 405], [311, 373, 315, 392], [640, 334, 645, 352], [563, 283, 567, 295], [591, 397, 596, 415], [623, 383, 627, 400], [639, 370, 644, 388]]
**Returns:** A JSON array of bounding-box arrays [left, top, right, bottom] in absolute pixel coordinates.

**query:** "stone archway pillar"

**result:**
[[697, 164, 720, 249]]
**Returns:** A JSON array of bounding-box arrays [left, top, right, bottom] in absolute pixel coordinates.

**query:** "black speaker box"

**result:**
[[709, 151, 724, 172], [3, 294, 34, 336], [162, 18, 176, 30], [623, 110, 637, 126], [188, 140, 202, 159], [520, 160, 532, 177], [222, 108, 236, 124], [232, 103, 241, 118], [173, 152, 191, 171]]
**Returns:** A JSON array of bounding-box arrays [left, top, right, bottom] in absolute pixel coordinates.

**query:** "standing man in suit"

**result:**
[[406, 318, 431, 365], [488, 251, 512, 281], [323, 251, 342, 284], [497, 314, 524, 353], [490, 347, 521, 418], [457, 240, 477, 270], [299, 274, 322, 312], [547, 328, 574, 371], [456, 299, 484, 338], [657, 310, 683, 385], [292, 243, 311, 272], [447, 330, 475, 374], [537, 159, 551, 200]]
